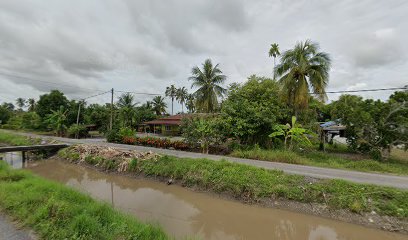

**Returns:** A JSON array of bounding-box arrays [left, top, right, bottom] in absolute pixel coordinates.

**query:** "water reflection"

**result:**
[[27, 159, 408, 240], [0, 152, 26, 169]]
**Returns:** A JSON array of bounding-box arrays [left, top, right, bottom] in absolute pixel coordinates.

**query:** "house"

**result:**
[[319, 120, 346, 144], [142, 114, 187, 136]]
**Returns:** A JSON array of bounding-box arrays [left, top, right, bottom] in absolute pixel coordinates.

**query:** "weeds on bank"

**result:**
[[0, 130, 38, 146], [0, 161, 170, 240], [59, 147, 408, 218]]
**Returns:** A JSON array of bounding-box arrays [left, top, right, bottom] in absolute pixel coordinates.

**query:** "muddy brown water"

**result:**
[[2, 153, 407, 240]]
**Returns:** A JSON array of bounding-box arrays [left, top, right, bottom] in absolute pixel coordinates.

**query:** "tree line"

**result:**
[[0, 39, 406, 159]]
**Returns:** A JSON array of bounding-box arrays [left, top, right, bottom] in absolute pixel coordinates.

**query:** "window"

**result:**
[[165, 125, 171, 131]]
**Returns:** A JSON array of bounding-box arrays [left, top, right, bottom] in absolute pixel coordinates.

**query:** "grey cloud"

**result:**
[[348, 28, 406, 68], [0, 0, 407, 107]]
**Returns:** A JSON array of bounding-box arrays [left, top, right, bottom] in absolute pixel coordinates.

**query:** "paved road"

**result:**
[[5, 130, 408, 190], [0, 214, 36, 240]]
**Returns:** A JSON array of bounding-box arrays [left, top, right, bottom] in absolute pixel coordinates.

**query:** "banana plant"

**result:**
[[269, 116, 312, 150]]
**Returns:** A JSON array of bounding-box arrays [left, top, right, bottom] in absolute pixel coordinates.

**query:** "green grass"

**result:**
[[0, 130, 39, 146], [0, 161, 170, 240], [230, 148, 408, 175], [59, 147, 408, 218]]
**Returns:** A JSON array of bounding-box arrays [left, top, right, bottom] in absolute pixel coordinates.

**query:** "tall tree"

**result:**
[[268, 43, 280, 80], [36, 90, 69, 118], [16, 98, 26, 111], [152, 96, 167, 116], [27, 98, 36, 112], [276, 40, 331, 114], [117, 93, 137, 127], [185, 94, 195, 113], [189, 59, 227, 113], [176, 87, 188, 113], [165, 84, 177, 115]]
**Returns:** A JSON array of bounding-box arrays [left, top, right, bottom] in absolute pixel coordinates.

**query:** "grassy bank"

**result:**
[[59, 146, 408, 218], [230, 148, 408, 175], [0, 161, 170, 240], [0, 130, 39, 146]]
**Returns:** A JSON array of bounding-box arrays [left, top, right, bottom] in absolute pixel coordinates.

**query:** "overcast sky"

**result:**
[[0, 0, 407, 112]]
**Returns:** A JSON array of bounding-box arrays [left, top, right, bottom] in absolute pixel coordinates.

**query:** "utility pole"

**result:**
[[110, 88, 114, 130], [76, 101, 82, 126], [76, 100, 82, 139]]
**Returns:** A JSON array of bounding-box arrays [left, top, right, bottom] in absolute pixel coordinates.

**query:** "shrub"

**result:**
[[129, 158, 138, 172], [67, 124, 89, 139], [118, 127, 135, 138], [105, 130, 121, 143]]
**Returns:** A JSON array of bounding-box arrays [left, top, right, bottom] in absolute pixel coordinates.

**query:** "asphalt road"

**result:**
[[0, 214, 36, 240], [5, 130, 408, 190]]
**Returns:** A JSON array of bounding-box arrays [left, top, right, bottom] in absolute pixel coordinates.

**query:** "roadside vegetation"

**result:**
[[231, 146, 408, 175], [0, 130, 39, 146], [0, 160, 170, 240], [59, 146, 408, 219]]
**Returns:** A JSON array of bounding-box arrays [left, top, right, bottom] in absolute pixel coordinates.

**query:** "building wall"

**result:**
[[161, 125, 180, 136]]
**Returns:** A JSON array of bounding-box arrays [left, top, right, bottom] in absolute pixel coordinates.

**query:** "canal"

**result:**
[[2, 153, 407, 240]]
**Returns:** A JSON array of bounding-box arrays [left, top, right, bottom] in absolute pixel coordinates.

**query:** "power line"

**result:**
[[116, 90, 162, 96], [310, 87, 407, 94], [80, 90, 111, 101]]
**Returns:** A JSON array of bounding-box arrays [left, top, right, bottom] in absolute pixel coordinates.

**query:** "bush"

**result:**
[[105, 129, 121, 143], [118, 127, 135, 138], [67, 124, 89, 139]]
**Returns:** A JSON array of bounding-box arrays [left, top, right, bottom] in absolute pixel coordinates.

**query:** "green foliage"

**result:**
[[117, 93, 137, 128], [0, 130, 38, 146], [129, 158, 138, 172], [67, 124, 89, 139], [118, 127, 135, 138], [329, 93, 408, 160], [152, 96, 167, 115], [45, 106, 68, 136], [182, 116, 224, 153], [276, 40, 331, 112], [84, 104, 110, 132], [0, 161, 170, 240], [4, 112, 42, 130], [221, 75, 289, 146], [0, 105, 12, 125], [35, 90, 69, 118], [269, 116, 314, 150], [230, 147, 408, 175], [105, 129, 121, 143], [165, 84, 177, 115], [189, 59, 226, 113], [176, 86, 188, 113], [231, 148, 307, 164]]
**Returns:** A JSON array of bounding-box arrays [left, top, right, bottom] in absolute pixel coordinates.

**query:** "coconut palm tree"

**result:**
[[165, 85, 177, 115], [185, 94, 195, 113], [27, 98, 35, 112], [176, 87, 188, 113], [152, 96, 167, 116], [16, 98, 26, 111], [276, 40, 331, 114], [188, 59, 226, 113], [117, 93, 137, 127], [269, 43, 280, 80]]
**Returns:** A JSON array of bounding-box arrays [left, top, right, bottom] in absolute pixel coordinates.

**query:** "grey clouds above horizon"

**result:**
[[0, 0, 407, 111]]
